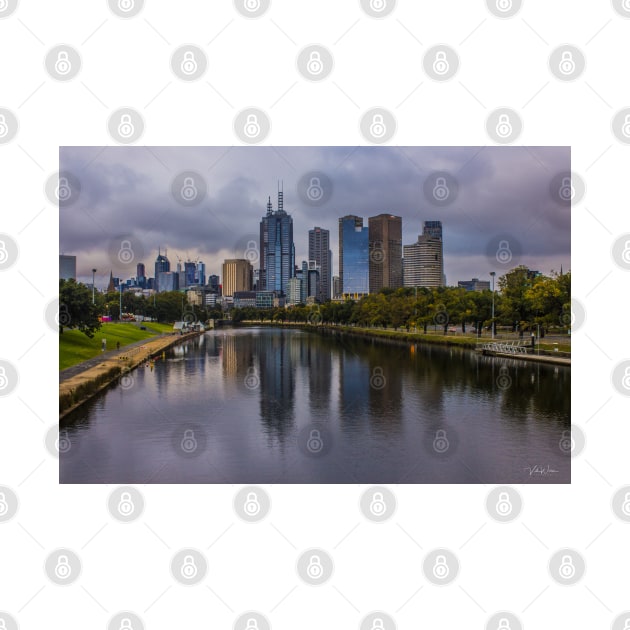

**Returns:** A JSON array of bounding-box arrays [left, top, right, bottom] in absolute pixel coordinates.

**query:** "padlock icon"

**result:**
[[117, 491, 135, 516], [181, 555, 198, 579], [0, 366, 7, 390], [367, 113, 385, 139], [0, 619, 7, 630], [54, 554, 72, 579], [432, 176, 449, 201], [558, 554, 575, 579], [621, 492, 630, 516], [245, 240, 258, 262], [624, 0, 630, 10], [0, 114, 8, 138], [622, 114, 630, 138], [621, 241, 630, 265], [0, 492, 8, 516], [495, 0, 512, 12], [497, 618, 511, 630], [558, 429, 573, 453], [623, 619, 630, 630], [432, 50, 449, 75], [244, 0, 261, 11], [0, 240, 7, 264], [307, 429, 323, 453], [244, 366, 259, 389], [495, 491, 513, 516], [117, 114, 135, 138], [181, 51, 198, 76], [497, 365, 511, 389], [181, 176, 198, 201], [0, 0, 8, 11], [56, 176, 72, 202], [244, 491, 261, 516], [57, 429, 72, 453], [58, 303, 71, 327], [307, 50, 323, 75], [181, 429, 198, 453], [433, 429, 449, 453], [371, 366, 385, 389], [369, 0, 387, 11], [245, 619, 259, 630], [371, 619, 385, 630], [244, 113, 261, 138], [118, 0, 135, 11], [54, 50, 72, 75], [496, 240, 512, 263], [306, 554, 323, 579], [119, 618, 134, 630], [559, 176, 573, 202], [369, 491, 387, 516], [622, 366, 630, 390], [432, 554, 449, 579], [558, 51, 575, 75], [118, 240, 134, 264], [495, 114, 513, 138], [306, 177, 323, 201]]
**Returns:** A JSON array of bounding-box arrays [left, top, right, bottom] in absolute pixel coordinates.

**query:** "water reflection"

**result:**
[[60, 327, 570, 484]]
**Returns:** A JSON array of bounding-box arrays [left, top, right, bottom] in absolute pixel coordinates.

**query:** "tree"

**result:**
[[59, 279, 101, 337]]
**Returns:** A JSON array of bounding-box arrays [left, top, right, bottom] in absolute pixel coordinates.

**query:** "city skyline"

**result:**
[[59, 146, 570, 289]]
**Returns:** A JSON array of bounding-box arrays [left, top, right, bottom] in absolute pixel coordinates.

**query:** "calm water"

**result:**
[[60, 327, 571, 484]]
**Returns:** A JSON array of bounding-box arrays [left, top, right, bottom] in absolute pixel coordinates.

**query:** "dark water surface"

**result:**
[[60, 327, 571, 483]]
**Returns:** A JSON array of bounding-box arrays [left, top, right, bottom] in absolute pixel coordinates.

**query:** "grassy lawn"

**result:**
[[59, 323, 172, 370]]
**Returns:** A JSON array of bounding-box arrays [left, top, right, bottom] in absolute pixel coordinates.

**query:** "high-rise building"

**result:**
[[154, 249, 170, 281], [308, 227, 331, 302], [368, 214, 403, 293], [156, 271, 179, 292], [286, 277, 303, 305], [458, 278, 490, 292], [207, 274, 220, 294], [196, 261, 205, 286], [332, 275, 341, 299], [59, 255, 76, 280], [259, 184, 295, 295], [136, 262, 146, 288], [403, 221, 444, 288], [222, 259, 253, 297], [184, 261, 196, 287], [338, 215, 369, 296]]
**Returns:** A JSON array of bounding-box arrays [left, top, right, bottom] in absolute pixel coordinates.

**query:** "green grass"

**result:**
[[59, 323, 172, 370]]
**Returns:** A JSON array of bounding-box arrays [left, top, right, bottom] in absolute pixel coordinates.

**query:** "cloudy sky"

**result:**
[[60, 146, 570, 289]]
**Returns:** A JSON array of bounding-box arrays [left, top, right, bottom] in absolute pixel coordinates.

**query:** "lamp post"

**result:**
[[119, 283, 122, 322], [490, 271, 496, 339], [92, 268, 97, 304]]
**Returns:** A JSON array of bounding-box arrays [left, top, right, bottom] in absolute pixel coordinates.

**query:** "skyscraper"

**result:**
[[154, 249, 170, 279], [338, 215, 369, 296], [368, 214, 403, 293], [308, 227, 331, 302], [59, 255, 76, 280], [259, 184, 295, 295], [403, 220, 444, 288], [136, 262, 146, 288], [222, 259, 253, 297]]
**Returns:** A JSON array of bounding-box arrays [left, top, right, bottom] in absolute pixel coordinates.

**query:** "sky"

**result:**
[[59, 146, 570, 290]]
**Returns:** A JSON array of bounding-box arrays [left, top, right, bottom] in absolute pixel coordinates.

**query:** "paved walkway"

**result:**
[[59, 335, 170, 382]]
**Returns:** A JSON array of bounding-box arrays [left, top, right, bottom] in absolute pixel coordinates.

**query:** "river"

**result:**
[[60, 326, 571, 484]]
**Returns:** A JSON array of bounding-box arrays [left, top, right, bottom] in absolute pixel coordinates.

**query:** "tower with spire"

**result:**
[[259, 181, 295, 295]]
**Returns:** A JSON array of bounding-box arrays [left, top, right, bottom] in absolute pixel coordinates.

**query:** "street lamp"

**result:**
[[92, 268, 97, 304], [119, 283, 123, 322], [489, 271, 496, 339]]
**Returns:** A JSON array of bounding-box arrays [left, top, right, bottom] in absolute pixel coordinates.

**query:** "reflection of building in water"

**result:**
[[257, 331, 296, 444], [221, 332, 256, 389], [338, 352, 371, 430], [305, 339, 332, 414], [367, 355, 403, 431]]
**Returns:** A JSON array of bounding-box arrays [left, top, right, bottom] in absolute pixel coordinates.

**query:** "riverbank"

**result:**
[[239, 321, 571, 365], [59, 331, 201, 419]]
